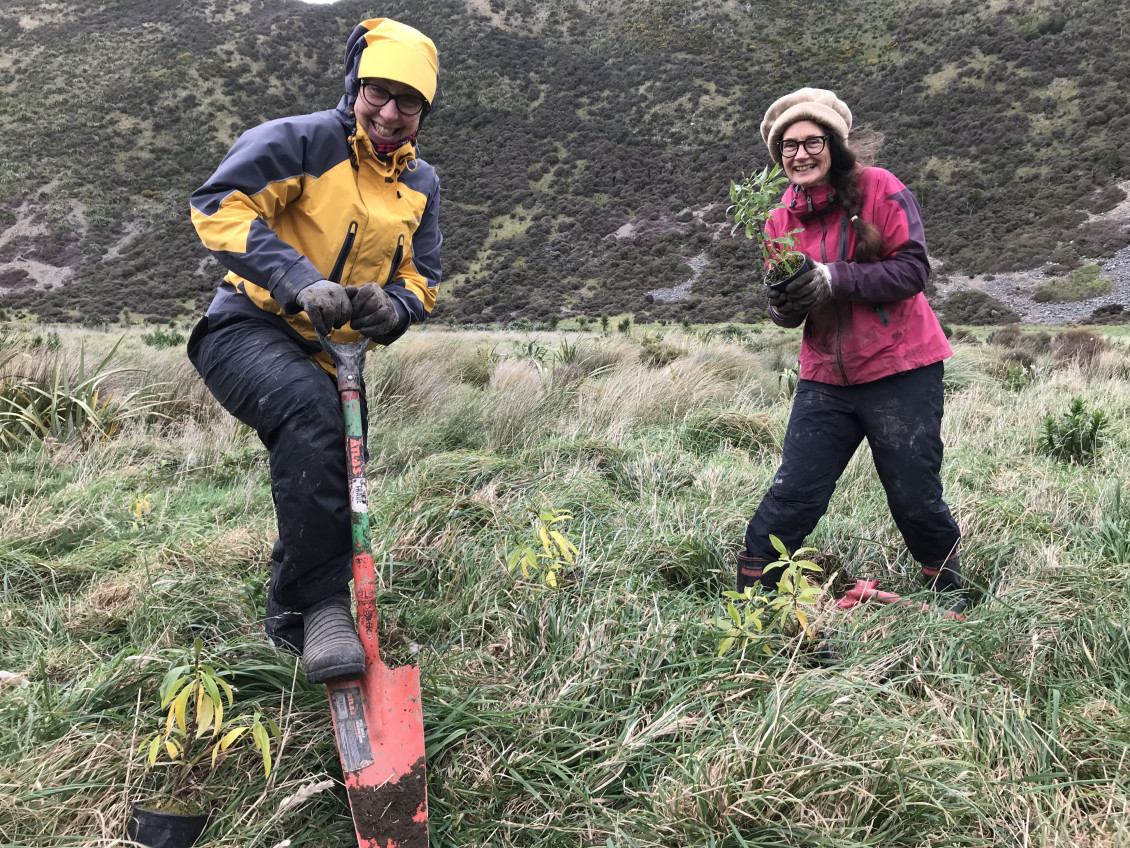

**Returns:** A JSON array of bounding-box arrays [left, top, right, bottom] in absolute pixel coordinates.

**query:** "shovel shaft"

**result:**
[[319, 333, 428, 848], [340, 386, 379, 655]]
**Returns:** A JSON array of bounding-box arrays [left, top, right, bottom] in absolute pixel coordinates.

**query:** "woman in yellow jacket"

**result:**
[[187, 18, 441, 683]]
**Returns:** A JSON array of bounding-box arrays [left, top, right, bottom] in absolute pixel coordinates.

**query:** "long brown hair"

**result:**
[[823, 128, 884, 263]]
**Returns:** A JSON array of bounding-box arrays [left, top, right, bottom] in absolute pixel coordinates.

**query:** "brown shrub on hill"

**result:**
[[1051, 329, 1112, 365]]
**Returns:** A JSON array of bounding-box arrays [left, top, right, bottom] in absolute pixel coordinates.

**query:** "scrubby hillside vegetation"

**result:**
[[1, 0, 1128, 326]]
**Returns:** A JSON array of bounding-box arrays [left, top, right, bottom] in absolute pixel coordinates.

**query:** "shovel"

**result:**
[[318, 331, 428, 848]]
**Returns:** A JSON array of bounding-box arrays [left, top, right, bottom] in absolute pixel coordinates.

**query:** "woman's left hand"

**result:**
[[349, 283, 400, 338], [785, 262, 833, 311]]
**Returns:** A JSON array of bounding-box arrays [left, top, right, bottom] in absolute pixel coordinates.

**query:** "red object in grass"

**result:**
[[837, 579, 965, 620]]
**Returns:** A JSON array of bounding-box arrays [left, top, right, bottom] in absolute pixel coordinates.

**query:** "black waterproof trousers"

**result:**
[[188, 311, 365, 611], [744, 362, 960, 587]]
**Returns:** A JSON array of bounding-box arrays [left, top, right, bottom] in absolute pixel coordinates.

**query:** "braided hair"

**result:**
[[823, 129, 885, 263]]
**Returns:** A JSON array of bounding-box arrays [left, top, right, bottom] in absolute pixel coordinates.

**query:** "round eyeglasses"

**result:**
[[779, 135, 829, 158], [359, 82, 426, 116]]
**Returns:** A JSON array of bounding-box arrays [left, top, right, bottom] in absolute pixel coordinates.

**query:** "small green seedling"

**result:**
[[727, 164, 807, 286], [137, 638, 279, 808], [711, 535, 826, 657], [1040, 396, 1107, 466], [507, 503, 579, 588]]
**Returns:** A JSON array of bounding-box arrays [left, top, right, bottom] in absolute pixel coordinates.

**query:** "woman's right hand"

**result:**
[[296, 280, 352, 335]]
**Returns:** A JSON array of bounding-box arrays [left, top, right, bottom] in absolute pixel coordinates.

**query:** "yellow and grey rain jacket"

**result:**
[[189, 22, 441, 352]]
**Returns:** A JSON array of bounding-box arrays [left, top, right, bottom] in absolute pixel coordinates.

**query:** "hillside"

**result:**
[[1, 0, 1128, 326]]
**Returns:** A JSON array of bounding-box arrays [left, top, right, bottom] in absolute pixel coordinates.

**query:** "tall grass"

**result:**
[[1, 325, 1128, 846]]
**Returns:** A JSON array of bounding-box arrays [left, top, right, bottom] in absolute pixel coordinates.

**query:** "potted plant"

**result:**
[[727, 163, 811, 291], [129, 638, 280, 848]]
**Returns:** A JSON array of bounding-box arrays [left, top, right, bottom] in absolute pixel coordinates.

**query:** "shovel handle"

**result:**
[[317, 330, 379, 656]]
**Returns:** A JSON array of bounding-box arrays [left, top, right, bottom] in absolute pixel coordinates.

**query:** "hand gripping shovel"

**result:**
[[319, 332, 428, 848]]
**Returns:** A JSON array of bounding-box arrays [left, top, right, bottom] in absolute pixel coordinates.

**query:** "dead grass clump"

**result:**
[[1051, 329, 1112, 366], [489, 359, 542, 392], [988, 324, 1023, 347]]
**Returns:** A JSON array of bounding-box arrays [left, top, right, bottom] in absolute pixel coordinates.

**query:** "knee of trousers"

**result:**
[[255, 374, 344, 452]]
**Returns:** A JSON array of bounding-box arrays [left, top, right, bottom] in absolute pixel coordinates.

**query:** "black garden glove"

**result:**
[[784, 262, 833, 313], [296, 280, 352, 336], [348, 283, 401, 339]]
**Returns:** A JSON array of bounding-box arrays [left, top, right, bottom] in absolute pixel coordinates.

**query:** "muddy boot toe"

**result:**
[[301, 597, 365, 684]]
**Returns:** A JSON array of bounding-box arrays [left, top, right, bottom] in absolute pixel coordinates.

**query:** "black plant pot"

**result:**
[[127, 803, 209, 848], [765, 254, 813, 292]]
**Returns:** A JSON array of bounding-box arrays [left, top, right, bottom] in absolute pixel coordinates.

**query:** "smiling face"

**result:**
[[353, 77, 424, 147], [780, 119, 833, 188]]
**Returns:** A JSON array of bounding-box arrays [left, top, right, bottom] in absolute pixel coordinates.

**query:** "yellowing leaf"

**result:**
[[727, 601, 741, 627], [173, 687, 191, 734], [215, 677, 234, 707], [198, 693, 215, 738], [219, 726, 248, 752]]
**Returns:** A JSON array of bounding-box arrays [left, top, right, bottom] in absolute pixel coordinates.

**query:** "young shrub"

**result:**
[[1040, 396, 1107, 466], [1032, 264, 1114, 303], [709, 535, 826, 658], [136, 638, 280, 812], [727, 164, 806, 285], [140, 328, 187, 349]]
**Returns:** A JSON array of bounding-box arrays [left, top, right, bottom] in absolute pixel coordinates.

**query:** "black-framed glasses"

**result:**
[[779, 135, 829, 158], [358, 82, 426, 116]]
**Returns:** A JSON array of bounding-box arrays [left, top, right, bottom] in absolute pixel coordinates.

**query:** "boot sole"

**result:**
[[303, 659, 366, 685]]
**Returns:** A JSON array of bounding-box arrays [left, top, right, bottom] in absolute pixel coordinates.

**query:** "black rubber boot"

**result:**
[[301, 594, 366, 684], [922, 552, 968, 616], [265, 584, 304, 655], [736, 553, 770, 594], [264, 550, 304, 655]]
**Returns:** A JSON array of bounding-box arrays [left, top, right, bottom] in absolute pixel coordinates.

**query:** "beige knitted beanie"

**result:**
[[760, 88, 852, 163]]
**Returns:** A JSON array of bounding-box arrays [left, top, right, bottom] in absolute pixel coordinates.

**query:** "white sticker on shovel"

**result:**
[[350, 478, 367, 513]]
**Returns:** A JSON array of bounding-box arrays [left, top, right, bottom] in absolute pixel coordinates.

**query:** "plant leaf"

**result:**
[[173, 686, 191, 734]]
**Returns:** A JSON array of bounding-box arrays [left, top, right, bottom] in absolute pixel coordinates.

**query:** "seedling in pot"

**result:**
[[130, 637, 279, 846], [727, 163, 809, 290]]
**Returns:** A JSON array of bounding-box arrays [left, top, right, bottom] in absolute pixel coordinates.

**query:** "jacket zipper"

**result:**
[[384, 234, 404, 287], [818, 217, 850, 384], [328, 221, 358, 284]]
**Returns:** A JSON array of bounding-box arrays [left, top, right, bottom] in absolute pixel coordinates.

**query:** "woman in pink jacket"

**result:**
[[738, 88, 966, 614]]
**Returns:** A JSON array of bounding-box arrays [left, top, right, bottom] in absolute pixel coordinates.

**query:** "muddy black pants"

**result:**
[[188, 311, 366, 611], [744, 362, 960, 586]]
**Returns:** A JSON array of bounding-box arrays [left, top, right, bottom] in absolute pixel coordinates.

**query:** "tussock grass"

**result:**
[[1, 324, 1129, 846]]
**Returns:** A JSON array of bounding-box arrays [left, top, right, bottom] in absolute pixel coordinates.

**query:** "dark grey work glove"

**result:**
[[766, 284, 796, 313], [296, 280, 352, 335], [348, 283, 400, 339], [784, 262, 833, 313], [767, 282, 804, 318]]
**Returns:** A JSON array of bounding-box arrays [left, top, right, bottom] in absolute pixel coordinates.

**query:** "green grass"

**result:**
[[1, 325, 1130, 846]]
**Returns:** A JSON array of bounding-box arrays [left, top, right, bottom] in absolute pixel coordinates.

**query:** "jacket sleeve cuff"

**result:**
[[367, 291, 412, 346], [269, 257, 325, 314]]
